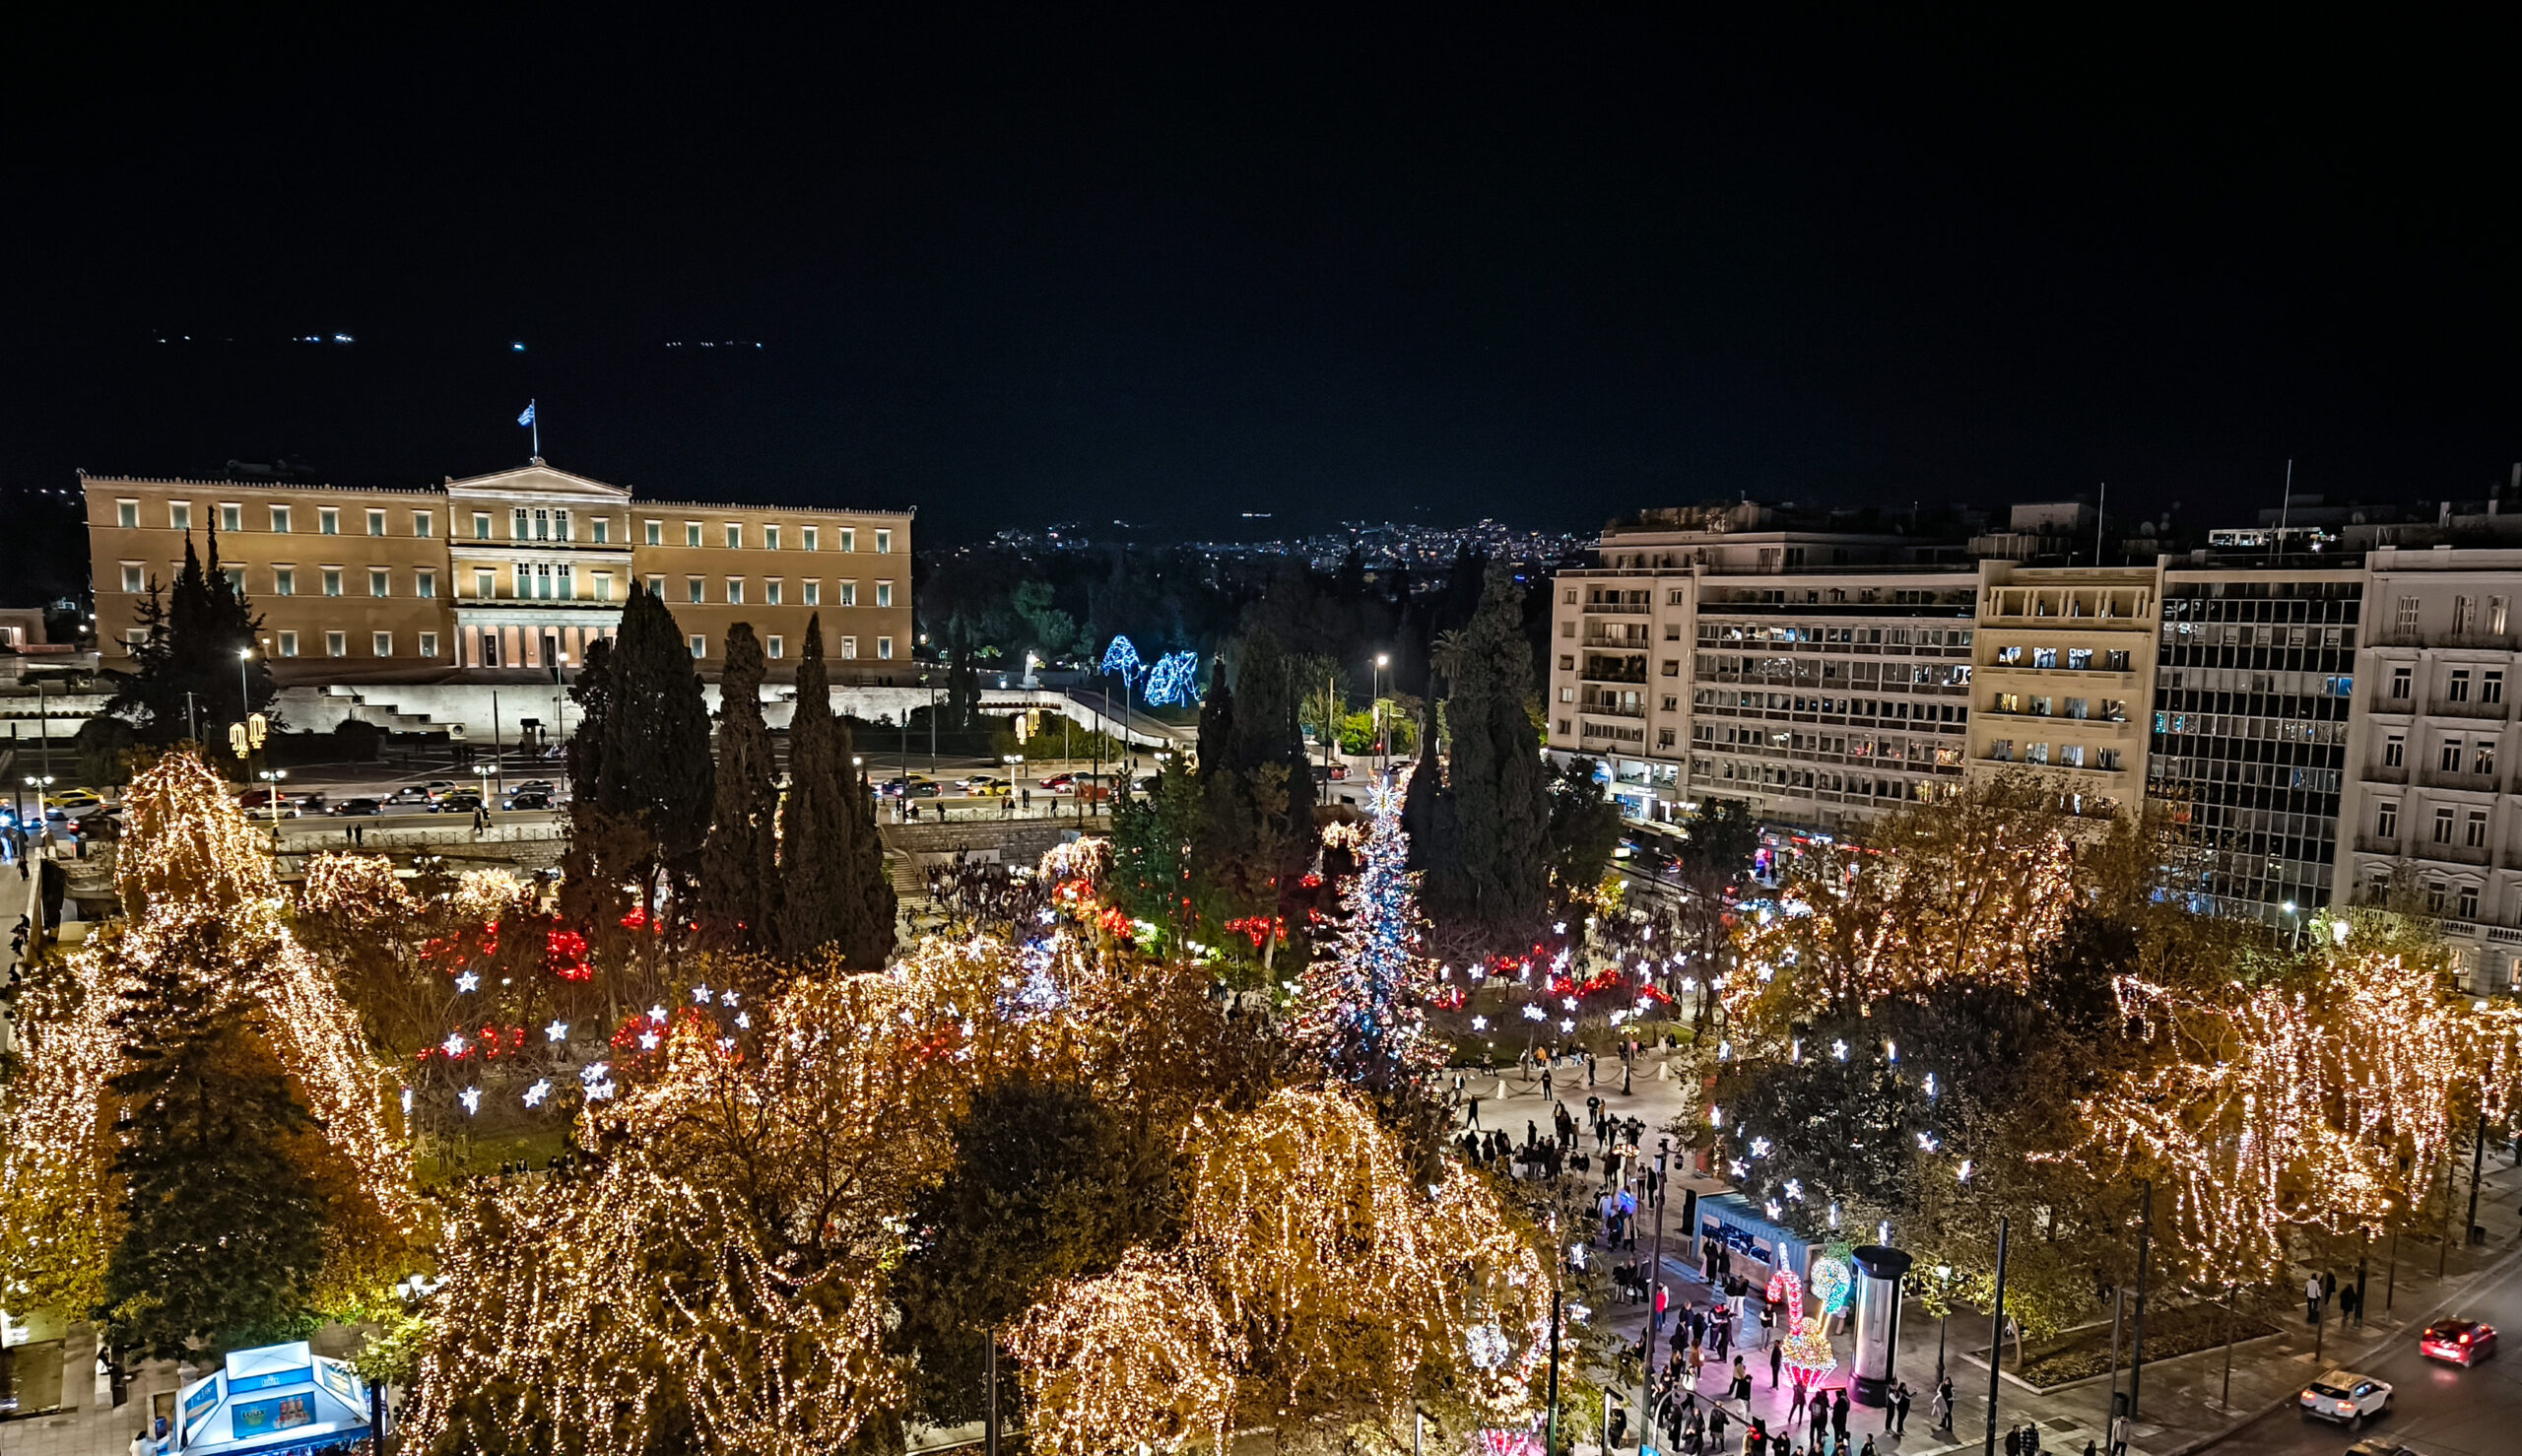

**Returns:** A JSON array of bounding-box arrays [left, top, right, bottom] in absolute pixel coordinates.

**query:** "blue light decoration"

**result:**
[[1098, 635, 1143, 680], [1144, 650, 1203, 706]]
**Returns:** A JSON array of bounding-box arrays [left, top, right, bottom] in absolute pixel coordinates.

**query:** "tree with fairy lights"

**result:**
[[1289, 784, 1444, 1092]]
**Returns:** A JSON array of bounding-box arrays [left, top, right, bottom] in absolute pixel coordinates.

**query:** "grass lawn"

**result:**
[[1997, 1303, 2280, 1390]]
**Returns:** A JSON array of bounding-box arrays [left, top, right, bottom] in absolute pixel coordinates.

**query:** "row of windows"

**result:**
[[652, 575, 892, 608], [1698, 623, 1975, 647], [110, 497, 896, 553], [684, 633, 891, 661], [127, 625, 902, 665], [2390, 593, 2512, 636], [112, 561, 901, 608], [2382, 664, 2507, 702], [1991, 644, 2134, 670], [2372, 800, 2495, 850], [1986, 692, 2132, 720], [120, 563, 440, 599], [1982, 741, 2127, 770], [1692, 692, 1966, 724], [2153, 713, 2351, 746]]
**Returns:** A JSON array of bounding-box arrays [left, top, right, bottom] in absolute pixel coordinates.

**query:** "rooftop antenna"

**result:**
[[2093, 482, 2106, 565], [2274, 458, 2292, 558]]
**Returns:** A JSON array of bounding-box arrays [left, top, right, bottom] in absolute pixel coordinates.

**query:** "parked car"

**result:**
[[2420, 1318, 2498, 1365], [2298, 1370, 2392, 1428], [502, 790, 554, 811], [330, 798, 384, 817], [1324, 762, 1350, 781]]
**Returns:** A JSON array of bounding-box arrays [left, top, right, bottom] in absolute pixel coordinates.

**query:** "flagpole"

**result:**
[[531, 399, 540, 459]]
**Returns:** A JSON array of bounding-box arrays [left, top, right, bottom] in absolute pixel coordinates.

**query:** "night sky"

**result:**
[[11, 12, 2519, 544]]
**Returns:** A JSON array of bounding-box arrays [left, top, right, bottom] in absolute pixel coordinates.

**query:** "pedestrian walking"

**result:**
[[1769, 1341, 1782, 1389], [1465, 1095, 1482, 1129], [1787, 1379, 1807, 1426], [2304, 1272, 2323, 1323], [1834, 1386, 1852, 1441]]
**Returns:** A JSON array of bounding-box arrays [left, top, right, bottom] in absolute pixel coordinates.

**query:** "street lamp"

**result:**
[[2281, 900, 2301, 951], [1372, 653, 1390, 776], [1933, 1263, 1953, 1384]]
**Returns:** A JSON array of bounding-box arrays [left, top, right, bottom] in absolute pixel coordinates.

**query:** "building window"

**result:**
[[1661, 659, 1680, 677], [2459, 885, 2482, 920], [841, 635, 859, 659], [2449, 669, 2472, 701], [876, 581, 894, 608], [2477, 741, 2498, 776], [2392, 666, 2413, 699], [274, 567, 297, 596], [690, 634, 707, 659], [645, 574, 664, 595], [2442, 739, 2465, 772], [1560, 654, 1575, 671], [876, 529, 893, 554], [2385, 733, 2406, 767], [727, 578, 745, 604], [645, 519, 662, 546], [1987, 739, 2014, 762], [803, 580, 820, 606], [1560, 687, 1575, 702], [416, 570, 435, 599], [368, 568, 389, 597], [2096, 748, 2122, 770], [116, 498, 138, 527], [475, 568, 496, 599], [686, 522, 702, 547], [513, 507, 529, 540], [479, 630, 500, 667], [2457, 595, 2479, 634], [766, 635, 784, 660], [270, 505, 292, 533], [2396, 596, 2420, 633], [2376, 802, 2399, 838], [803, 526, 819, 552], [592, 516, 610, 545], [840, 528, 857, 553], [414, 510, 433, 538], [839, 580, 857, 606], [554, 508, 571, 542], [321, 567, 342, 597], [2496, 597, 2512, 635], [419, 631, 438, 658], [225, 565, 245, 592], [326, 630, 347, 657], [2061, 745, 2087, 766], [169, 501, 191, 530], [120, 563, 144, 592], [763, 525, 780, 551], [474, 512, 493, 540], [2469, 810, 2490, 847], [219, 502, 241, 532], [278, 630, 299, 657], [593, 572, 613, 602], [688, 577, 703, 605], [877, 635, 895, 659], [2025, 743, 2050, 765], [2434, 806, 2456, 843], [765, 578, 782, 605], [2489, 671, 2506, 704], [373, 631, 393, 657]]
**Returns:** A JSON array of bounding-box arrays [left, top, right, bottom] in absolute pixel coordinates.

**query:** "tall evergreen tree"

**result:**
[[1193, 629, 1317, 940], [778, 616, 897, 964], [1447, 565, 1551, 928], [1400, 703, 1466, 905], [100, 527, 273, 748], [593, 585, 716, 902], [945, 620, 982, 732], [697, 625, 782, 951], [100, 921, 327, 1360]]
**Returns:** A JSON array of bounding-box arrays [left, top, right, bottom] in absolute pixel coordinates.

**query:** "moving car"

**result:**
[[502, 790, 554, 811], [512, 779, 557, 795], [432, 791, 485, 814], [238, 787, 299, 819], [1037, 772, 1077, 790], [2344, 1442, 2421, 1456], [330, 798, 384, 817], [383, 785, 435, 806], [960, 773, 998, 789], [42, 788, 104, 812], [966, 777, 1012, 797], [2420, 1317, 2498, 1365], [2298, 1369, 2392, 1428], [882, 775, 940, 799]]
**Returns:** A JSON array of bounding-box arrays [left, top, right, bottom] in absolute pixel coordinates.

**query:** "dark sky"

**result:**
[[11, 11, 2520, 543]]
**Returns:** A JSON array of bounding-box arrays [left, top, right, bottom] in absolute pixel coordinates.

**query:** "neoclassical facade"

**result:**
[[82, 461, 915, 683]]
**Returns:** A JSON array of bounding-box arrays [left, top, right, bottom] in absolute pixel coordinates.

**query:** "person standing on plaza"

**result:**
[[1834, 1385, 1853, 1442], [1937, 1374, 1956, 1433], [1769, 1339, 1782, 1389], [1886, 1382, 1905, 1435]]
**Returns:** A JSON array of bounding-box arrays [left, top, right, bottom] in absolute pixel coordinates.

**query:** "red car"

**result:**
[[2420, 1318, 2497, 1365], [1037, 772, 1077, 790]]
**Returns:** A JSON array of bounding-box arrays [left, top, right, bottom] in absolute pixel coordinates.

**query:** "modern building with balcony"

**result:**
[[1964, 562, 2159, 817], [2336, 546, 2522, 991]]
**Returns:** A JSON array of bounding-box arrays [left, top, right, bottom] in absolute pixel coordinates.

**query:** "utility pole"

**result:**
[[1983, 1217, 2009, 1456], [1638, 1138, 1671, 1447], [1546, 1286, 1563, 1456], [2127, 1180, 2153, 1421], [2467, 1113, 2489, 1249], [184, 690, 199, 744], [985, 1330, 999, 1456]]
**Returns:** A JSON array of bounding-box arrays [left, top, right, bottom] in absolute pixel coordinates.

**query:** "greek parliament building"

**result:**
[[79, 458, 917, 705], [1548, 495, 2522, 997]]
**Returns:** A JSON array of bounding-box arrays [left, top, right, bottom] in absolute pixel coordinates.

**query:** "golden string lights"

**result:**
[[2, 751, 413, 1319], [2075, 917, 2522, 1283]]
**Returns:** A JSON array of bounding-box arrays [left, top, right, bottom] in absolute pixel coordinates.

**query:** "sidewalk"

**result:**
[[1497, 1047, 2522, 1456]]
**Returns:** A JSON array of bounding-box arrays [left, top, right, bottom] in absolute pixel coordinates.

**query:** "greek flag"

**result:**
[[517, 402, 536, 427]]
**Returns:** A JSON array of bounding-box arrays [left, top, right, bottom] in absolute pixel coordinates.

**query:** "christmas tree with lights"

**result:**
[[1290, 785, 1444, 1092]]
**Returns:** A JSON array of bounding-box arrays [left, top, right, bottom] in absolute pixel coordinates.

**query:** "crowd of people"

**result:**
[[922, 854, 1049, 927]]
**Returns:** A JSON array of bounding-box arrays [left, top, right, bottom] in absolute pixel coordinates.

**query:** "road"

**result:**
[[2211, 1249, 2522, 1456]]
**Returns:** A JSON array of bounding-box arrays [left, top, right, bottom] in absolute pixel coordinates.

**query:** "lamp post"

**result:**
[[1637, 1137, 1671, 1450], [1372, 652, 1389, 777], [1933, 1264, 1953, 1385], [2281, 900, 2301, 951]]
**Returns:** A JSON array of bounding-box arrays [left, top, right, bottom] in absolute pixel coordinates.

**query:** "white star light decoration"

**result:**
[[639, 1029, 661, 1050], [441, 1031, 468, 1058], [545, 1020, 569, 1042], [691, 984, 712, 1004], [580, 1061, 610, 1086], [454, 970, 480, 993], [523, 1080, 552, 1107], [459, 1087, 482, 1115], [648, 1005, 668, 1023]]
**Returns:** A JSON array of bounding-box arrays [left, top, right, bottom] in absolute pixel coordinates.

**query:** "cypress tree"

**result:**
[[697, 625, 781, 951], [101, 527, 273, 748], [779, 616, 897, 964], [595, 584, 716, 892], [101, 921, 326, 1360], [1448, 564, 1551, 927], [1193, 656, 1235, 775], [1400, 702, 1466, 905]]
